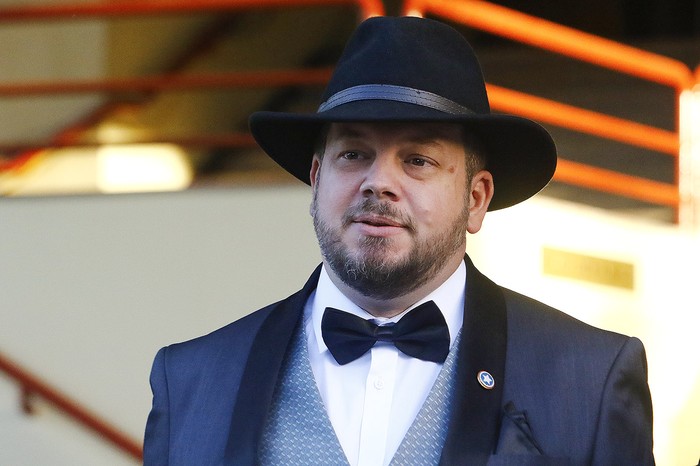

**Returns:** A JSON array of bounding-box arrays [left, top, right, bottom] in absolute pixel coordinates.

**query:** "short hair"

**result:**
[[460, 128, 487, 183], [313, 123, 331, 159]]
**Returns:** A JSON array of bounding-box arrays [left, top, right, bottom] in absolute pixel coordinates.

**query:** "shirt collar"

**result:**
[[306, 261, 466, 355]]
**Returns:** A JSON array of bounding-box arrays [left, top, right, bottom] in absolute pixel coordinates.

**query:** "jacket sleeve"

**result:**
[[591, 337, 655, 465], [143, 347, 170, 466]]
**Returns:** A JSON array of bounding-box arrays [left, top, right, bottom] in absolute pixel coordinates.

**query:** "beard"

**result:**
[[312, 194, 469, 301]]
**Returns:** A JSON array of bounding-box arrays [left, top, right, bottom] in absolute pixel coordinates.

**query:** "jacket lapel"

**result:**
[[224, 265, 322, 465], [440, 256, 507, 465]]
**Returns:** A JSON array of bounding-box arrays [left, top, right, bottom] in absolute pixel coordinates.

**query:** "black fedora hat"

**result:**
[[249, 16, 557, 211]]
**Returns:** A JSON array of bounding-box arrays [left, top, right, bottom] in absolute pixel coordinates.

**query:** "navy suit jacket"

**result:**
[[144, 257, 654, 465]]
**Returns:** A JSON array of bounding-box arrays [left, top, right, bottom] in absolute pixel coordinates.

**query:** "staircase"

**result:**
[[0, 374, 138, 465]]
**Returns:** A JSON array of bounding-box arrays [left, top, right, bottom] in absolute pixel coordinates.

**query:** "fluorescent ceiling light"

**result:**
[[97, 144, 193, 194]]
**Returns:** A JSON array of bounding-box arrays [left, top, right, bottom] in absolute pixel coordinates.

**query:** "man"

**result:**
[[144, 16, 654, 465]]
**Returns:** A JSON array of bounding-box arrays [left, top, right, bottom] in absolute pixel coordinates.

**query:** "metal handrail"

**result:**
[[0, 132, 257, 154], [0, 351, 143, 461], [402, 0, 693, 90], [402, 0, 696, 215], [0, 68, 333, 96], [0, 0, 384, 21], [0, 67, 333, 172], [486, 84, 681, 210], [486, 84, 679, 156], [556, 159, 679, 207]]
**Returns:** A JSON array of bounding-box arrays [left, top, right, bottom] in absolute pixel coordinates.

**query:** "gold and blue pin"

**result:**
[[477, 370, 495, 390]]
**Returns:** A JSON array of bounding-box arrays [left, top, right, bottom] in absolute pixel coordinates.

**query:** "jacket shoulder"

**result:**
[[501, 287, 630, 349], [160, 298, 289, 379], [164, 264, 322, 361]]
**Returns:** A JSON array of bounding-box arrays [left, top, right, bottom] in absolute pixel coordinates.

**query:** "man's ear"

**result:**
[[309, 156, 321, 217], [466, 170, 494, 234], [310, 155, 321, 189]]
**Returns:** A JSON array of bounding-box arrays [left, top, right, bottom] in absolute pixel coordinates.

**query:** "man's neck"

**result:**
[[324, 253, 465, 318]]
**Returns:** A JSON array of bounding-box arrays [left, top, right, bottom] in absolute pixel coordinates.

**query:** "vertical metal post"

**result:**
[[678, 86, 700, 228], [20, 384, 35, 415]]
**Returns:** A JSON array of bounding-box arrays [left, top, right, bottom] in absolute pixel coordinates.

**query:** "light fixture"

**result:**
[[96, 144, 193, 194]]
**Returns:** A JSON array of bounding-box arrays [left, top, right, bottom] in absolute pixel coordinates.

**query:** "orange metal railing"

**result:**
[[0, 68, 335, 97], [0, 0, 384, 20], [0, 68, 333, 155], [404, 0, 692, 89], [485, 85, 681, 206], [403, 0, 697, 211], [0, 351, 143, 461]]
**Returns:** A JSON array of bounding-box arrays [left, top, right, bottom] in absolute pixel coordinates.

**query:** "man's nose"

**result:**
[[359, 155, 400, 201]]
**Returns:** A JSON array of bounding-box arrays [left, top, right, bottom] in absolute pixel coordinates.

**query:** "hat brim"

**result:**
[[249, 100, 557, 211]]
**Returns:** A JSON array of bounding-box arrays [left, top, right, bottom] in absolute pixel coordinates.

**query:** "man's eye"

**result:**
[[340, 151, 361, 160], [408, 157, 428, 166]]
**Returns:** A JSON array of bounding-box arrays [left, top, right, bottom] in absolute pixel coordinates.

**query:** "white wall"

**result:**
[[0, 186, 319, 443], [0, 187, 698, 465]]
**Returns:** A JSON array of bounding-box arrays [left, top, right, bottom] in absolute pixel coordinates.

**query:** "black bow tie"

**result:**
[[321, 300, 450, 365]]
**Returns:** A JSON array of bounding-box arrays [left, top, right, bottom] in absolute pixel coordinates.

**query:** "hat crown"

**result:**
[[320, 16, 490, 115]]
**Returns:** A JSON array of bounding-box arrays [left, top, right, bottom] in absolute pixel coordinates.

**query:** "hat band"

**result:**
[[317, 84, 472, 115]]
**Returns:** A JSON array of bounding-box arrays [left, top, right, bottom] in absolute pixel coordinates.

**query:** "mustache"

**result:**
[[342, 199, 416, 232]]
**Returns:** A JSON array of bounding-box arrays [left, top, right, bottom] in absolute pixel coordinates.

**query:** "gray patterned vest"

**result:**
[[258, 324, 460, 465]]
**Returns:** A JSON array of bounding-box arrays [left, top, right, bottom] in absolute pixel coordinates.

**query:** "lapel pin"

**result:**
[[477, 370, 495, 390]]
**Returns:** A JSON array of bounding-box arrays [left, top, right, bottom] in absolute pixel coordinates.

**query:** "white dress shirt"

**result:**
[[303, 263, 466, 466]]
